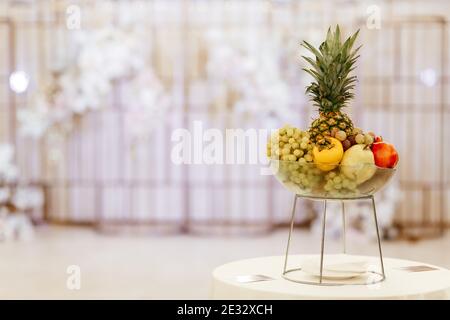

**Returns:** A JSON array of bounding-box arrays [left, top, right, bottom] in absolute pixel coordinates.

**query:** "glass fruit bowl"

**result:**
[[270, 160, 396, 200]]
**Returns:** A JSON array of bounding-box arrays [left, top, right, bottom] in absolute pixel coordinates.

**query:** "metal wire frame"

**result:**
[[0, 2, 449, 236], [0, 18, 16, 149], [356, 16, 449, 239], [282, 194, 386, 286], [0, 3, 280, 233]]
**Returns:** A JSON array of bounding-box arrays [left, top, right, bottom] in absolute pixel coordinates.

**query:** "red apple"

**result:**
[[371, 142, 399, 168]]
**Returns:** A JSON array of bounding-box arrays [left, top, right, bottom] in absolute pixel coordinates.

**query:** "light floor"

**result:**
[[0, 226, 449, 299]]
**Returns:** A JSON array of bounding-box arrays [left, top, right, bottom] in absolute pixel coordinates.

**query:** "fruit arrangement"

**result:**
[[267, 26, 399, 198]]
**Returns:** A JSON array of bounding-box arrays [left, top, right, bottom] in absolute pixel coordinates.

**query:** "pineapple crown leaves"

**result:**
[[301, 25, 361, 113]]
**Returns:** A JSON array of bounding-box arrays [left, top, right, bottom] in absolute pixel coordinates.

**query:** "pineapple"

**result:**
[[302, 25, 360, 149]]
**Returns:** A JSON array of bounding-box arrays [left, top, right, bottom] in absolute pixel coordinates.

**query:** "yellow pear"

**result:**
[[312, 137, 344, 171], [340, 144, 376, 184]]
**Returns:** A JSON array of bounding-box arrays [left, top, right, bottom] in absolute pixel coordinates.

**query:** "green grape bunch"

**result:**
[[323, 170, 359, 197], [267, 124, 314, 163], [267, 125, 324, 192]]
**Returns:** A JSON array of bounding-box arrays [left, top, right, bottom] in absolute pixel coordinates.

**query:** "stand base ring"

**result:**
[[282, 267, 386, 286]]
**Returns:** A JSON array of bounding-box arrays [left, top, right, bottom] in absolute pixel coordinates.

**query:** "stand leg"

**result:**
[[319, 200, 327, 284], [341, 201, 346, 254], [371, 195, 386, 279], [283, 195, 297, 274]]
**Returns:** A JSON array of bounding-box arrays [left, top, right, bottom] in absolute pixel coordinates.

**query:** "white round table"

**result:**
[[211, 255, 450, 300]]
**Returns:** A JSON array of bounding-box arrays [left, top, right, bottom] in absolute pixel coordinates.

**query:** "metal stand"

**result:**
[[282, 194, 386, 286]]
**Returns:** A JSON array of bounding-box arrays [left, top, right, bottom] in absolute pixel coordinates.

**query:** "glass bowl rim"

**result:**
[[269, 159, 397, 171]]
